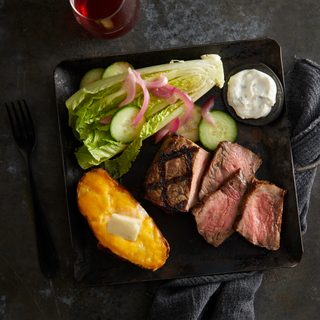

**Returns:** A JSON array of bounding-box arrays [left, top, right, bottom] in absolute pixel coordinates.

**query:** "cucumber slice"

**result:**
[[176, 104, 202, 142], [79, 68, 104, 88], [102, 62, 134, 79], [110, 105, 146, 143], [199, 110, 237, 151]]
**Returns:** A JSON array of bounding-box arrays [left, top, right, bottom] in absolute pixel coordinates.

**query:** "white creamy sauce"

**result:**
[[227, 69, 277, 119]]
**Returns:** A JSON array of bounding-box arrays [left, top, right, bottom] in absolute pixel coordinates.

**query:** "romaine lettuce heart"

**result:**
[[66, 54, 224, 178]]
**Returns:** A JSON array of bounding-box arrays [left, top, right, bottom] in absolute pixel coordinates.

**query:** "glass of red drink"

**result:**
[[69, 0, 140, 39]]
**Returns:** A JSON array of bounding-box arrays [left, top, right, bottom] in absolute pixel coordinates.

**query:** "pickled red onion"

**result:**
[[174, 89, 193, 127], [151, 85, 175, 99], [118, 69, 136, 108], [144, 75, 168, 88], [99, 115, 113, 124], [202, 96, 216, 126], [117, 68, 191, 127], [130, 70, 150, 126], [151, 84, 194, 127], [154, 117, 180, 144], [119, 70, 168, 111]]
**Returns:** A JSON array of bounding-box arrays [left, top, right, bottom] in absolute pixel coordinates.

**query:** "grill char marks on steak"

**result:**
[[234, 178, 287, 251], [198, 141, 262, 201], [144, 134, 211, 213], [192, 169, 247, 247]]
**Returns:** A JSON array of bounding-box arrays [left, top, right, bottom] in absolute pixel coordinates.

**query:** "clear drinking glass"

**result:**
[[69, 0, 140, 39]]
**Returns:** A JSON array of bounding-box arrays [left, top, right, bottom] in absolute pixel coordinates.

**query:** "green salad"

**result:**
[[65, 55, 225, 179]]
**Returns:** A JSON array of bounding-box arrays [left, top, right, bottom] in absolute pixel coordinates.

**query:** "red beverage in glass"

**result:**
[[70, 0, 140, 39]]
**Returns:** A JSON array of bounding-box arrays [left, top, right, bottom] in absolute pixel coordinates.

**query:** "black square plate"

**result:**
[[54, 38, 303, 286]]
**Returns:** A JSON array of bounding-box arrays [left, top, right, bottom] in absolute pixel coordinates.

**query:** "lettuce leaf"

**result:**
[[140, 104, 185, 139], [102, 137, 143, 179], [75, 128, 128, 170]]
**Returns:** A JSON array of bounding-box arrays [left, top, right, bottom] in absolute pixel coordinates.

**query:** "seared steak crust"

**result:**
[[234, 178, 287, 251], [192, 169, 247, 247], [198, 141, 262, 201], [144, 134, 211, 213]]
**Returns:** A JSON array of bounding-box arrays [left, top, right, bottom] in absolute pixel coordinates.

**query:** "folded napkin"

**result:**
[[287, 58, 320, 235], [147, 58, 320, 320]]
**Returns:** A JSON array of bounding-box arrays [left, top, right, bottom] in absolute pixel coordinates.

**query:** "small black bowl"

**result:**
[[222, 63, 284, 126]]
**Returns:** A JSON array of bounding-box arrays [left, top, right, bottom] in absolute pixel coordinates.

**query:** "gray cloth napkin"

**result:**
[[147, 58, 320, 320], [287, 58, 320, 234]]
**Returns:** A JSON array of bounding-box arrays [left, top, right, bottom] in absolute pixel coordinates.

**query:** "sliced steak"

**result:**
[[144, 133, 211, 213], [234, 178, 287, 251], [192, 169, 247, 247], [198, 141, 262, 201]]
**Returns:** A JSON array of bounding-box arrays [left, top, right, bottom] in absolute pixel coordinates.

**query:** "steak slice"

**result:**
[[234, 178, 287, 251], [144, 133, 211, 213], [191, 169, 247, 247], [198, 141, 262, 201]]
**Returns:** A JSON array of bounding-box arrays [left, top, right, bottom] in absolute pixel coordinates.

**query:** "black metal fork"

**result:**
[[6, 100, 58, 278]]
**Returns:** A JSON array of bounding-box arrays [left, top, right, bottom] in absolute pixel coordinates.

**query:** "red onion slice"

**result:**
[[153, 117, 180, 144], [202, 96, 216, 127], [118, 70, 136, 108], [151, 84, 194, 126], [151, 84, 175, 99], [144, 75, 168, 88], [166, 94, 178, 105], [99, 115, 113, 124], [130, 70, 150, 126], [116, 68, 192, 128], [154, 128, 170, 145], [173, 89, 194, 127]]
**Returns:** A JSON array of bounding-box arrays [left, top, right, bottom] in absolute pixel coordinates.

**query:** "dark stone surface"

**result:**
[[0, 0, 319, 319]]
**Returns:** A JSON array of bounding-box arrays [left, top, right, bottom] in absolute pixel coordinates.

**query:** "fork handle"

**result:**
[[27, 161, 58, 278]]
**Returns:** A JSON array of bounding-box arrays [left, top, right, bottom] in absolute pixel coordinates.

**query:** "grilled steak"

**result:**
[[192, 169, 247, 247], [144, 133, 211, 213], [198, 141, 262, 201], [234, 178, 287, 251]]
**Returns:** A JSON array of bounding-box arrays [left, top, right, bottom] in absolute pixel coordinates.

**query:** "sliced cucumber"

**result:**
[[199, 110, 237, 151], [177, 104, 202, 142], [79, 68, 104, 88], [110, 105, 146, 143], [102, 62, 134, 79]]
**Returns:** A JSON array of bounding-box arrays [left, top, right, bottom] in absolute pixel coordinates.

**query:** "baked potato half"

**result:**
[[77, 168, 170, 271]]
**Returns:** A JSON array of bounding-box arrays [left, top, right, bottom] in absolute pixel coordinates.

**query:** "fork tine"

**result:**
[[12, 101, 25, 136], [18, 99, 35, 135], [5, 101, 21, 138]]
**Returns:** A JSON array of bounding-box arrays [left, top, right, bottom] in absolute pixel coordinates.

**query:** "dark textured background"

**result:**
[[0, 1, 319, 319]]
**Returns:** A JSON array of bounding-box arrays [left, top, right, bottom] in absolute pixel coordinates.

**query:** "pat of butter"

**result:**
[[107, 213, 142, 242]]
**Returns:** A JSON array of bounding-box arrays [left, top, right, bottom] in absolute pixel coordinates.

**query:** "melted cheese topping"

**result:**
[[77, 168, 169, 271], [227, 69, 277, 119]]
